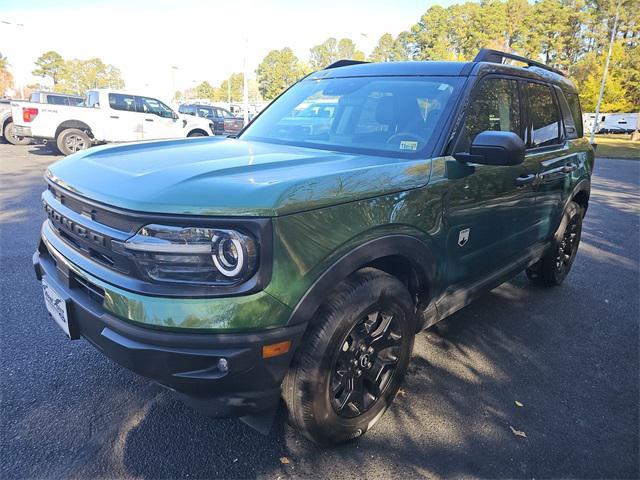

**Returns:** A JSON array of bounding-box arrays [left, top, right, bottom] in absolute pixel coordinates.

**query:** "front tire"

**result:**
[[283, 268, 416, 445], [56, 128, 91, 155], [526, 201, 583, 286], [4, 121, 31, 145]]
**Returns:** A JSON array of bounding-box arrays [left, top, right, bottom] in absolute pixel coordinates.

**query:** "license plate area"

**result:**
[[42, 276, 79, 339]]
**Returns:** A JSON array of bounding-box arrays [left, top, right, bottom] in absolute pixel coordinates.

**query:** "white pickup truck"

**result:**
[[11, 89, 215, 155]]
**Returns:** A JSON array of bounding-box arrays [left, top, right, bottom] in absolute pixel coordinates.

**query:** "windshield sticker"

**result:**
[[399, 141, 418, 151]]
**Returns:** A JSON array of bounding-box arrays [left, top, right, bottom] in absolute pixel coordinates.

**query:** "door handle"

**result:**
[[110, 115, 119, 119], [145, 118, 154, 122], [515, 174, 536, 187], [562, 164, 577, 173]]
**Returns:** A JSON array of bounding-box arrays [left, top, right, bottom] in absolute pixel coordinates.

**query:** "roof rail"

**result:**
[[474, 48, 565, 77], [324, 59, 370, 70]]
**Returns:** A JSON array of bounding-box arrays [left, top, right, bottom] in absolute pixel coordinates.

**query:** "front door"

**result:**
[[445, 76, 538, 287], [138, 96, 182, 140]]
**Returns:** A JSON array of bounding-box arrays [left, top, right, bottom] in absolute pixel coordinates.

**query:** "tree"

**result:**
[[32, 51, 66, 86], [256, 48, 308, 100], [0, 52, 14, 96], [571, 41, 639, 112], [369, 33, 412, 62], [56, 57, 124, 94], [194, 81, 216, 100], [309, 37, 365, 69]]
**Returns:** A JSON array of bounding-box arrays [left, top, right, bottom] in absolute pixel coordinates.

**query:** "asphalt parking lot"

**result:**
[[1, 142, 638, 479]]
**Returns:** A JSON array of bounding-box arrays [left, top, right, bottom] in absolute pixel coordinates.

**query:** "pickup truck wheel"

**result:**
[[526, 201, 582, 286], [57, 129, 91, 155], [4, 121, 31, 145], [283, 268, 416, 445]]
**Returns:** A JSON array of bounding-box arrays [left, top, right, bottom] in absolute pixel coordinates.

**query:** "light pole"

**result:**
[[590, 0, 622, 144], [171, 66, 178, 100], [243, 37, 249, 125]]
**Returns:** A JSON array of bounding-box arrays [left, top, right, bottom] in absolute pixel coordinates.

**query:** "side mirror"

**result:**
[[454, 131, 525, 166], [172, 112, 179, 120]]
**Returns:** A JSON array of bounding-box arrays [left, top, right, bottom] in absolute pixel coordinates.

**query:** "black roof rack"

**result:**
[[474, 48, 565, 77], [324, 59, 370, 70]]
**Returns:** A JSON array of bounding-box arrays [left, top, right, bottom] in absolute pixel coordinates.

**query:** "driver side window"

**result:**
[[139, 96, 174, 118], [456, 78, 522, 153]]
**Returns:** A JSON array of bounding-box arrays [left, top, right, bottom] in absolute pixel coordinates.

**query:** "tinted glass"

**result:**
[[526, 83, 561, 147], [179, 105, 196, 115], [456, 78, 521, 152], [139, 97, 174, 118], [86, 91, 100, 108], [241, 76, 461, 158], [565, 93, 584, 138], [109, 93, 137, 112], [47, 95, 69, 105], [196, 106, 216, 119]]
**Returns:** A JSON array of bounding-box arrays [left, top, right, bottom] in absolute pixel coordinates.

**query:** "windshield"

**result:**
[[241, 76, 462, 158]]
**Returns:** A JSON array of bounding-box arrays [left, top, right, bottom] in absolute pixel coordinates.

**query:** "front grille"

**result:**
[[43, 190, 133, 275], [72, 274, 105, 304]]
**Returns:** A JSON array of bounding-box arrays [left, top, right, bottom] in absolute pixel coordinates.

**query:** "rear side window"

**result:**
[[47, 95, 68, 105], [456, 77, 522, 152], [109, 93, 137, 112], [179, 105, 196, 115], [565, 93, 584, 138], [525, 83, 561, 148]]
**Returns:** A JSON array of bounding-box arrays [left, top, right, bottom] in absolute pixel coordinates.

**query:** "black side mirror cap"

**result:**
[[454, 131, 525, 166]]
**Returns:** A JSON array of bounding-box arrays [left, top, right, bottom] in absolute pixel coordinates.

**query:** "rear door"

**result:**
[[522, 81, 575, 242], [445, 76, 539, 286], [107, 93, 143, 142]]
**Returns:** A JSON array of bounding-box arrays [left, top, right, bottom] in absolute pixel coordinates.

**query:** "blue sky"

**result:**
[[0, 0, 464, 99]]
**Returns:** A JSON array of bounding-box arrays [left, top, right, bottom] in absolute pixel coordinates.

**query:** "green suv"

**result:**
[[34, 49, 593, 445]]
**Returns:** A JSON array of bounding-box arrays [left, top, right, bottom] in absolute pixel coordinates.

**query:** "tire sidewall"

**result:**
[[550, 201, 582, 284], [301, 273, 415, 443], [4, 121, 30, 145], [57, 129, 90, 156]]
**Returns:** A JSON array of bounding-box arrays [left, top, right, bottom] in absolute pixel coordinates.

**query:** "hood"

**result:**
[[46, 137, 433, 217]]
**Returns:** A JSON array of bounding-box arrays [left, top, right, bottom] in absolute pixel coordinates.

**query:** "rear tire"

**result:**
[[187, 131, 207, 137], [56, 128, 91, 156], [4, 121, 31, 145], [526, 201, 583, 286], [283, 268, 416, 445]]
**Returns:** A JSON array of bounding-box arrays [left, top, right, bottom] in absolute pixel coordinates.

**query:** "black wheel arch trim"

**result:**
[[286, 234, 437, 326], [567, 178, 591, 212]]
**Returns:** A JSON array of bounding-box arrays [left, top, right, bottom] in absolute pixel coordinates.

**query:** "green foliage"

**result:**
[[256, 48, 309, 100], [194, 80, 216, 100], [32, 51, 125, 94], [309, 37, 365, 69], [571, 41, 639, 112], [55, 58, 125, 94], [32, 51, 66, 85]]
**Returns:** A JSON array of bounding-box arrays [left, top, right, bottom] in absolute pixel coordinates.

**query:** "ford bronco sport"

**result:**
[[34, 49, 593, 445]]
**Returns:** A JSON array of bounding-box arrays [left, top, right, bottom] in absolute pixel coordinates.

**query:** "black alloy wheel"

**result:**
[[331, 309, 403, 418]]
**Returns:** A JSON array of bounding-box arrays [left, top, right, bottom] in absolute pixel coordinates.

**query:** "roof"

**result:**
[[305, 50, 577, 94]]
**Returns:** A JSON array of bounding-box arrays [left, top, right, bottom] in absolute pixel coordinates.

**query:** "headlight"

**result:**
[[123, 224, 258, 285]]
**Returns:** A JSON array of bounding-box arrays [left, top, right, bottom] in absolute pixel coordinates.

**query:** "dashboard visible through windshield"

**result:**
[[241, 76, 463, 158]]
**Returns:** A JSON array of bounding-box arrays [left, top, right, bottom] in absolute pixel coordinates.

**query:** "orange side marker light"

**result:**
[[262, 340, 291, 359]]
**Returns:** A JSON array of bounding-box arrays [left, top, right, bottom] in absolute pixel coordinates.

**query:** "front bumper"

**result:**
[[33, 240, 306, 417]]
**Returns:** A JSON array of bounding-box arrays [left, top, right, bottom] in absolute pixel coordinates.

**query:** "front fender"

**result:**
[[285, 233, 437, 326]]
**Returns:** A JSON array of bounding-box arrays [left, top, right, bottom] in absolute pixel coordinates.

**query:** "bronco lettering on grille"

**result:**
[[45, 203, 106, 248]]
